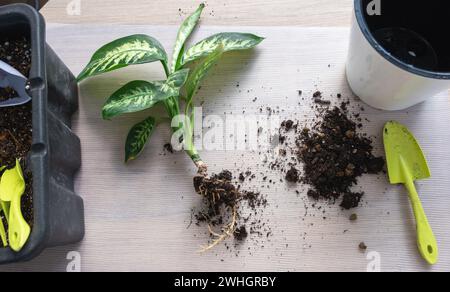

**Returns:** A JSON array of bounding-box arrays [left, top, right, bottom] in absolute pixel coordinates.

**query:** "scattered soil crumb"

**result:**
[[281, 120, 295, 132], [312, 91, 331, 105], [163, 143, 174, 154], [359, 242, 368, 251], [234, 226, 248, 241], [286, 167, 299, 183]]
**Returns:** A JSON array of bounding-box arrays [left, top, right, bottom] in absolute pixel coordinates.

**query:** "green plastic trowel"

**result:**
[[0, 160, 30, 252], [383, 121, 438, 265]]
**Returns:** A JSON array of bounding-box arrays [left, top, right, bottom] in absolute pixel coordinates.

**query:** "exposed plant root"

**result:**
[[193, 171, 241, 252], [199, 206, 237, 253], [193, 170, 267, 252]]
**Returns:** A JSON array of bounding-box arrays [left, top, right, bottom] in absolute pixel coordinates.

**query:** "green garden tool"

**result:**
[[0, 165, 7, 247], [383, 121, 438, 265], [0, 60, 31, 108], [0, 160, 30, 252]]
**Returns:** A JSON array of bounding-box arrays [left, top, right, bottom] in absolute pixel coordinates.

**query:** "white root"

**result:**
[[199, 206, 238, 253]]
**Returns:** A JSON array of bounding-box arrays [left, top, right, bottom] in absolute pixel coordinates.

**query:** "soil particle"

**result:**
[[0, 36, 33, 228], [234, 226, 248, 241], [163, 143, 174, 153], [313, 91, 322, 98], [340, 192, 363, 210], [359, 242, 368, 251], [281, 120, 295, 131], [312, 91, 331, 105], [285, 167, 299, 183]]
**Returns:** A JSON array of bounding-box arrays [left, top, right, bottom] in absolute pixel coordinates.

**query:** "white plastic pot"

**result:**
[[346, 0, 450, 111]]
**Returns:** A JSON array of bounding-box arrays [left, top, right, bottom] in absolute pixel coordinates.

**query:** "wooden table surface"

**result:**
[[2, 0, 449, 273], [41, 0, 353, 26]]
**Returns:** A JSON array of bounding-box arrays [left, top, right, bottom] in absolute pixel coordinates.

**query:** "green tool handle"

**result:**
[[405, 179, 438, 265], [8, 197, 30, 252], [0, 206, 7, 247], [1, 201, 9, 223], [0, 202, 8, 247]]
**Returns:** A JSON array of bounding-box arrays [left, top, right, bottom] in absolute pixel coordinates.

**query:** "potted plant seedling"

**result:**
[[77, 4, 263, 251], [0, 2, 84, 265]]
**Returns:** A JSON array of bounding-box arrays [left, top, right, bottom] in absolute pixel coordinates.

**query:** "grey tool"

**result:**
[[0, 59, 31, 107]]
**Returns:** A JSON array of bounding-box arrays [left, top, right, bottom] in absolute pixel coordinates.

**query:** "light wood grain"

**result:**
[[1, 24, 449, 272], [40, 0, 353, 26]]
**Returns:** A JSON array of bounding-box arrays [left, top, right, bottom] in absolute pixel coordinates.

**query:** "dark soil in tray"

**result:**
[[0, 36, 33, 228]]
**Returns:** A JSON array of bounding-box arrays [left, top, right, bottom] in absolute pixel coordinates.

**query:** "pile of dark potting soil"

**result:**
[[193, 170, 268, 247], [293, 101, 385, 209], [0, 36, 34, 227]]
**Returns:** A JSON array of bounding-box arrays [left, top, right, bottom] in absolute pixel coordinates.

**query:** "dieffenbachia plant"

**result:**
[[77, 4, 263, 173]]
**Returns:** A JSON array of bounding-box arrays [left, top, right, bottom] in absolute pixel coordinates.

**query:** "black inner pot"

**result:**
[[359, 0, 450, 74]]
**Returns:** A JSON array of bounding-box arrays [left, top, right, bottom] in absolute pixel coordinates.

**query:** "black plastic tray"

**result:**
[[0, 3, 84, 264]]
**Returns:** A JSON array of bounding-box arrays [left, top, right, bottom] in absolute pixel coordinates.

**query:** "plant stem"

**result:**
[[163, 62, 170, 77], [184, 117, 207, 173], [162, 62, 206, 173]]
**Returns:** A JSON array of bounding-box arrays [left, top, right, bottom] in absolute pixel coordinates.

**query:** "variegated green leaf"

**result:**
[[77, 34, 168, 82], [102, 81, 175, 120], [162, 69, 189, 120], [186, 45, 225, 101], [103, 70, 189, 120], [180, 33, 264, 66], [125, 117, 156, 162], [170, 3, 205, 72], [165, 68, 190, 89]]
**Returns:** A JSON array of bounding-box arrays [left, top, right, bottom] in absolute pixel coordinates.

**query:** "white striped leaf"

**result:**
[[77, 34, 168, 82], [125, 117, 156, 162], [170, 4, 205, 72], [180, 32, 264, 66], [102, 70, 189, 119], [185, 45, 225, 101]]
